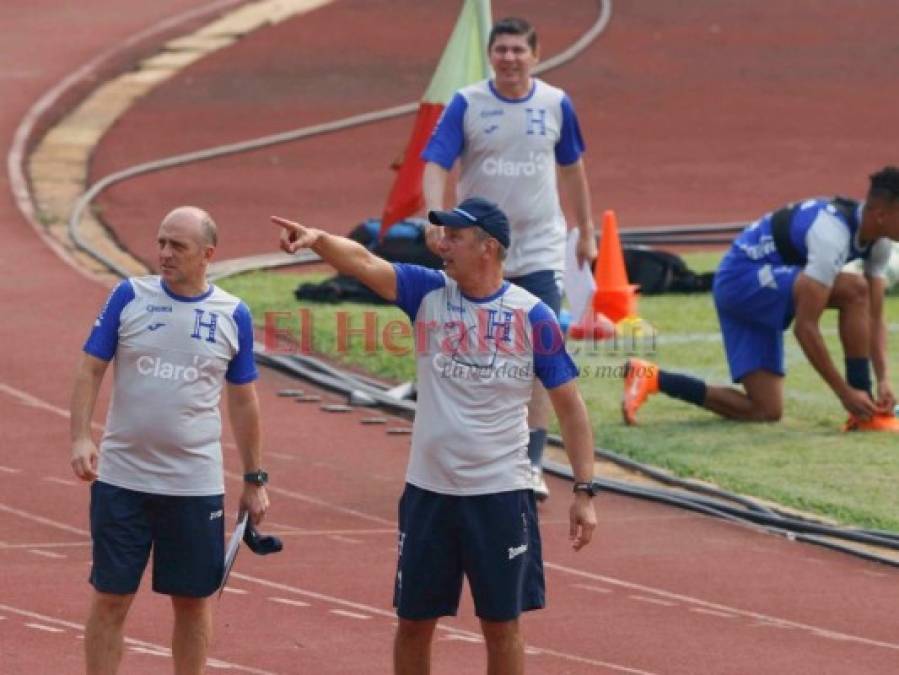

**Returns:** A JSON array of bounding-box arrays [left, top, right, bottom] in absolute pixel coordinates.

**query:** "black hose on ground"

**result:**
[[258, 347, 899, 568]]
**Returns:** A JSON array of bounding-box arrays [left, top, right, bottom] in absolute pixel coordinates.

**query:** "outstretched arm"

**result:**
[[272, 216, 397, 302], [548, 380, 597, 551]]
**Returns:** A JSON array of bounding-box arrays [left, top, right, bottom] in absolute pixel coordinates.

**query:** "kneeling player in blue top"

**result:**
[[623, 166, 899, 432], [273, 197, 597, 675]]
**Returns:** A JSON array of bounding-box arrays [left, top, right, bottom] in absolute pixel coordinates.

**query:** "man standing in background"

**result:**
[[422, 16, 597, 500]]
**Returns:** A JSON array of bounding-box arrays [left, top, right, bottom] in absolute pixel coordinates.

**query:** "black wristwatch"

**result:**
[[244, 470, 269, 486], [572, 481, 598, 497]]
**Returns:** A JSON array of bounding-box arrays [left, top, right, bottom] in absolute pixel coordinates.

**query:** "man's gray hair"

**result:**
[[473, 226, 507, 261], [200, 213, 218, 247]]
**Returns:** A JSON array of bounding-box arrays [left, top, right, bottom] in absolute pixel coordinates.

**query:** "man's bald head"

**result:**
[[161, 206, 218, 247], [157, 206, 218, 295]]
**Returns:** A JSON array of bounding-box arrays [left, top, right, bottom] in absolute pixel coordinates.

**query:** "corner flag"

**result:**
[[379, 0, 492, 236]]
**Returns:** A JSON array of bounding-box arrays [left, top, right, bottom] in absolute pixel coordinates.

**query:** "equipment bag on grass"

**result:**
[[622, 245, 714, 295]]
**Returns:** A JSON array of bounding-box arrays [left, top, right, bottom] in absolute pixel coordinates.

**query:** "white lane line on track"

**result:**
[[330, 609, 370, 620], [233, 572, 656, 674], [801, 556, 828, 565], [0, 604, 278, 674], [0, 465, 22, 473], [751, 619, 795, 630], [572, 583, 613, 594], [0, 382, 104, 432], [629, 595, 677, 607], [439, 633, 482, 644], [0, 503, 90, 536], [0, 541, 88, 550], [690, 607, 736, 619], [545, 561, 899, 652], [129, 646, 169, 657], [27, 549, 66, 559], [268, 597, 310, 608], [327, 534, 361, 545], [223, 587, 248, 595], [0, 383, 73, 419], [224, 467, 395, 527], [25, 622, 65, 633], [43, 476, 78, 487], [266, 452, 295, 461], [259, 527, 395, 537]]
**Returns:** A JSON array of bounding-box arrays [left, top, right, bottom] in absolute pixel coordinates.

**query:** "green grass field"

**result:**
[[219, 256, 899, 531]]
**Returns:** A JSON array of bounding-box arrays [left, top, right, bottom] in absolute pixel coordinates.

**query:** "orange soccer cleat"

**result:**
[[843, 412, 899, 433], [622, 358, 659, 426]]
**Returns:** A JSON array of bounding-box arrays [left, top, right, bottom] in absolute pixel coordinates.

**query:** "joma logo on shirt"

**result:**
[[136, 355, 212, 382]]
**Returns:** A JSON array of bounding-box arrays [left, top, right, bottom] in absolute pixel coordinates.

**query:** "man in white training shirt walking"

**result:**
[[70, 206, 270, 674], [422, 17, 598, 500], [273, 197, 597, 675]]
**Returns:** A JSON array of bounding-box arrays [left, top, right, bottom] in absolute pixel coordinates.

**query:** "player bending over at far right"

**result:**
[[624, 166, 899, 432]]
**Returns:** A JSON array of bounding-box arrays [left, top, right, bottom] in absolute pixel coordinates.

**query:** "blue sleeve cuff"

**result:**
[[421, 93, 467, 169], [394, 264, 446, 320], [225, 302, 259, 384], [555, 95, 585, 166], [83, 280, 135, 361], [530, 302, 579, 388]]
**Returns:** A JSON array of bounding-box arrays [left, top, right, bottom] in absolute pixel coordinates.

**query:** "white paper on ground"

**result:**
[[563, 228, 596, 324], [218, 511, 248, 596]]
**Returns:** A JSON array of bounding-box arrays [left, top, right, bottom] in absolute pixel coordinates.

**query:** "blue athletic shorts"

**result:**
[[506, 270, 562, 317], [393, 484, 545, 622], [89, 481, 225, 597], [713, 251, 800, 383]]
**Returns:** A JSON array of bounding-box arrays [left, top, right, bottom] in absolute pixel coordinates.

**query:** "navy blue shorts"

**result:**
[[393, 484, 545, 622], [713, 251, 800, 382], [507, 270, 562, 317], [89, 481, 225, 597]]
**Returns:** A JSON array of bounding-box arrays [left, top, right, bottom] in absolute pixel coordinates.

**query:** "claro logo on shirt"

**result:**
[[481, 151, 550, 177], [136, 355, 212, 382]]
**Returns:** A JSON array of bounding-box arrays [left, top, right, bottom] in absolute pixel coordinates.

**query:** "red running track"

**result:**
[[3, 1, 899, 673]]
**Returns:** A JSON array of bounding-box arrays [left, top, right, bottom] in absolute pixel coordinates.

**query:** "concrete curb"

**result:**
[[24, 0, 333, 284]]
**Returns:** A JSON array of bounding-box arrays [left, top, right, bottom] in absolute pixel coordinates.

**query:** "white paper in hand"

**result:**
[[218, 511, 248, 597], [563, 228, 596, 324]]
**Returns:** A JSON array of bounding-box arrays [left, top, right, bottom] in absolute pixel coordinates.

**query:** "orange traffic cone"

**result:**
[[568, 209, 638, 341], [592, 210, 638, 322]]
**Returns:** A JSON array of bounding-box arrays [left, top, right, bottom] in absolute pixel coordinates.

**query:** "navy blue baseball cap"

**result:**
[[428, 197, 510, 249]]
